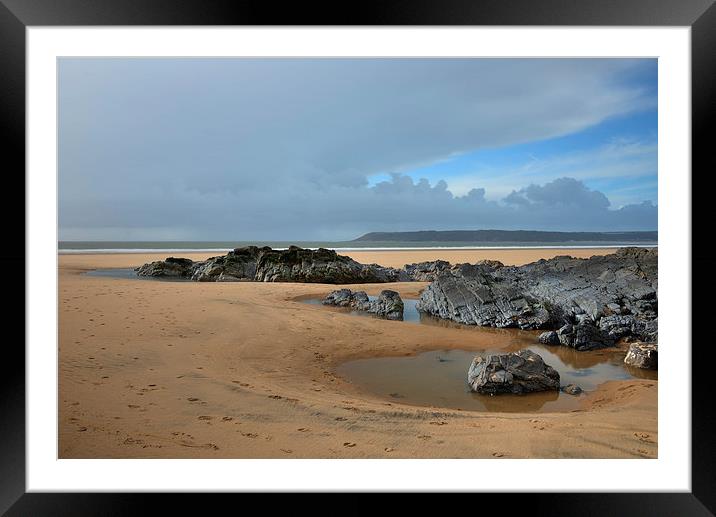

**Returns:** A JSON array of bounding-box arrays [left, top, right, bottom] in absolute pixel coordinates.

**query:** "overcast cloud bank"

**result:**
[[58, 58, 657, 241]]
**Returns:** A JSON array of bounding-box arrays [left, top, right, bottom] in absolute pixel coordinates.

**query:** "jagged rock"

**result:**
[[418, 247, 657, 346], [416, 262, 553, 329], [254, 246, 405, 283], [598, 315, 659, 343], [562, 384, 583, 395], [135, 257, 195, 278], [403, 259, 503, 282], [538, 331, 560, 345], [139, 246, 406, 284], [624, 343, 658, 369], [191, 246, 264, 281], [467, 349, 560, 394], [322, 288, 356, 307], [371, 290, 404, 320], [322, 289, 404, 320], [403, 260, 453, 281], [475, 259, 504, 269], [556, 321, 615, 351]]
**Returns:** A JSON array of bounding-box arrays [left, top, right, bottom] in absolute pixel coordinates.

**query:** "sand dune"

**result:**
[[58, 249, 657, 459]]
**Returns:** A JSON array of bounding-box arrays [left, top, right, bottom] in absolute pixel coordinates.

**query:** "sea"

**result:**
[[58, 240, 658, 254]]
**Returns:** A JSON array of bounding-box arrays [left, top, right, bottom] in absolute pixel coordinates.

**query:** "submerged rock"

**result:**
[[418, 247, 657, 348], [624, 342, 658, 369], [466, 349, 560, 394], [562, 384, 583, 395], [322, 288, 404, 320], [134, 257, 195, 278]]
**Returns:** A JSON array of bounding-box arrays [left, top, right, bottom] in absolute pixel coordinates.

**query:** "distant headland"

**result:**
[[352, 229, 657, 243]]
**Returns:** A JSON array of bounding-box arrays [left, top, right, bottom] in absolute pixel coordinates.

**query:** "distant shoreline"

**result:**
[[58, 243, 657, 255]]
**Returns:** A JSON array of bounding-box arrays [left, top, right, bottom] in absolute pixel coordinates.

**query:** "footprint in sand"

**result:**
[[429, 421, 448, 426], [335, 417, 348, 421], [384, 447, 395, 453], [634, 432, 655, 444], [343, 442, 357, 448], [492, 452, 504, 458], [297, 427, 310, 432]]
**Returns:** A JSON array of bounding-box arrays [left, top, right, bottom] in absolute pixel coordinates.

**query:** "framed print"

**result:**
[[3, 0, 715, 513]]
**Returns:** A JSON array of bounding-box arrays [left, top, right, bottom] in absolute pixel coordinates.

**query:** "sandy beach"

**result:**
[[58, 248, 657, 459]]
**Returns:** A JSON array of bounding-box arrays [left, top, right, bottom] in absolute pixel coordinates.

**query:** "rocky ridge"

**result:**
[[136, 246, 658, 352], [136, 246, 408, 284], [417, 247, 657, 350]]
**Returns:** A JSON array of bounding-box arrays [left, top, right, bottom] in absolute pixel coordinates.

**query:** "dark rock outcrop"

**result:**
[[191, 246, 265, 281], [418, 247, 657, 349], [369, 290, 404, 320], [403, 259, 503, 282], [137, 246, 407, 284], [255, 246, 406, 283], [554, 321, 615, 351], [538, 331, 560, 345], [467, 349, 560, 394], [322, 288, 404, 320], [403, 260, 453, 282], [134, 257, 195, 278], [624, 342, 658, 369]]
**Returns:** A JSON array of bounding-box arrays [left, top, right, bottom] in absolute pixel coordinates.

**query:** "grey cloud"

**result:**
[[60, 175, 656, 241], [504, 177, 611, 210], [58, 58, 657, 240]]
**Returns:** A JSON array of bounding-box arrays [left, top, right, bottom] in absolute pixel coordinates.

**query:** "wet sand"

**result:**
[[58, 249, 657, 459]]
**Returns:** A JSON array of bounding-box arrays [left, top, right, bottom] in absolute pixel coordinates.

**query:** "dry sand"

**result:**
[[58, 248, 657, 459]]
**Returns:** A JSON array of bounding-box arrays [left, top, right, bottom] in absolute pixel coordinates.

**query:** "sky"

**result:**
[[58, 58, 657, 241]]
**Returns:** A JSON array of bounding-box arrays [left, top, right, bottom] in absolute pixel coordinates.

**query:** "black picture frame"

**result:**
[[3, 0, 714, 513]]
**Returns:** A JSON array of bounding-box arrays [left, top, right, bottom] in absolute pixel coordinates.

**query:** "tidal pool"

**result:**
[[304, 296, 657, 412], [336, 345, 656, 413]]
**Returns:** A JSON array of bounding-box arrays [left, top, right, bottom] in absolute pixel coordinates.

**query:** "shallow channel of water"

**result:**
[[84, 268, 190, 282]]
